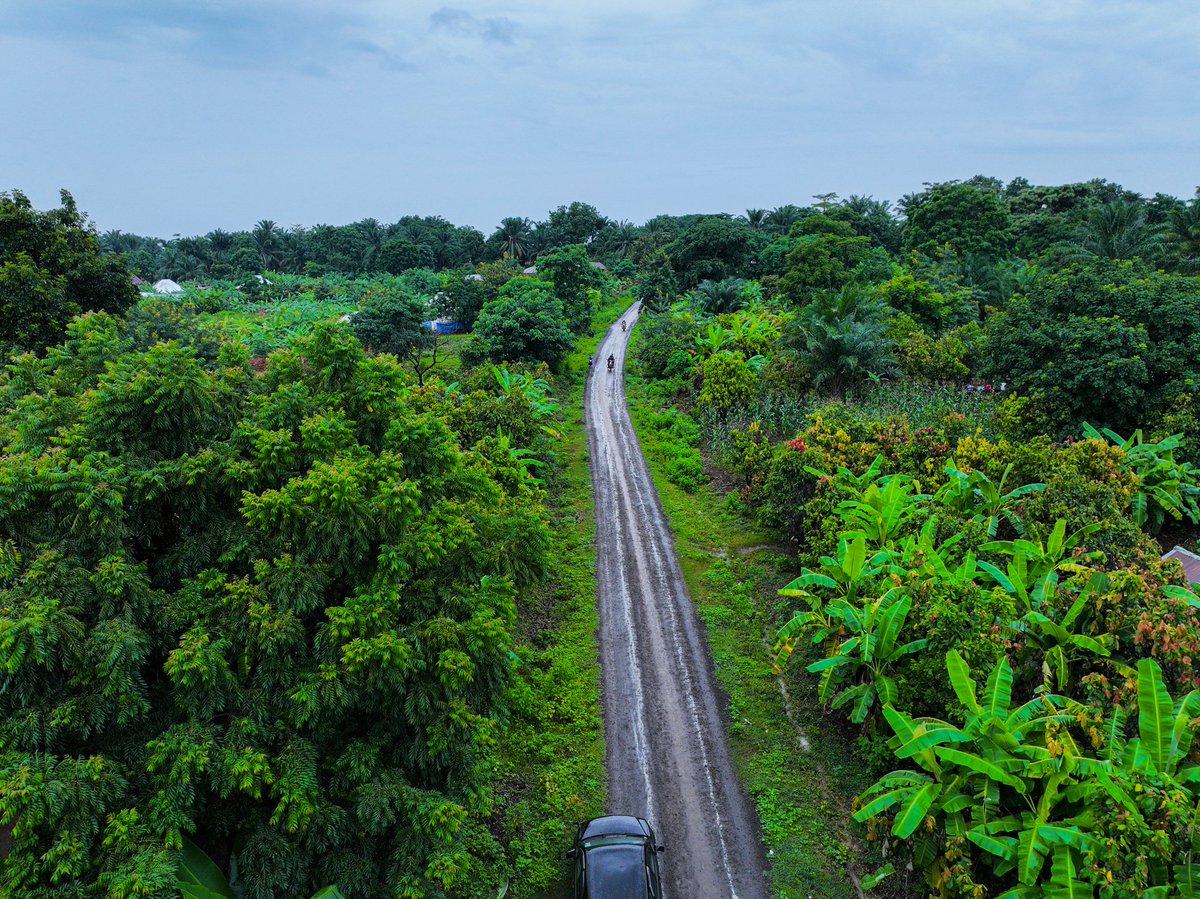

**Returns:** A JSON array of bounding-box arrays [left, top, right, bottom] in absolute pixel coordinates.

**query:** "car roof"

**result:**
[[585, 844, 648, 899], [581, 815, 651, 840]]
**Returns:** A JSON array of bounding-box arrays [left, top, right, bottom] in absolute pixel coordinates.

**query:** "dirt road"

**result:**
[[585, 306, 769, 899]]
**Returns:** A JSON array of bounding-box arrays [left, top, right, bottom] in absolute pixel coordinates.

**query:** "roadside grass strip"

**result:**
[[624, 363, 871, 898], [486, 294, 627, 897]]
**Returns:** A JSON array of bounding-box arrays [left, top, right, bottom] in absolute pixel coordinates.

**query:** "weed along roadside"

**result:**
[[623, 328, 873, 898], [486, 295, 628, 896]]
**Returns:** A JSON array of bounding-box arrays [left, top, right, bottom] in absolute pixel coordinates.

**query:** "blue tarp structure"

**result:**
[[423, 319, 468, 335]]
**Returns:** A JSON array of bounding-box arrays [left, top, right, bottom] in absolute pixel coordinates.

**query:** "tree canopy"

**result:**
[[0, 189, 137, 353], [983, 260, 1200, 431], [0, 318, 551, 896], [471, 278, 575, 367]]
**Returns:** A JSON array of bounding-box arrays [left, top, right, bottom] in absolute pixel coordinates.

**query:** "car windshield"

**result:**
[[585, 844, 647, 899], [582, 835, 644, 847]]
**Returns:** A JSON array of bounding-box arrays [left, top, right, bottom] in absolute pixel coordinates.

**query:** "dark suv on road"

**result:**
[[567, 815, 665, 898]]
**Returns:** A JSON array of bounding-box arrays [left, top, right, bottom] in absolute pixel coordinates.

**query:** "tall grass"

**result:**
[[701, 382, 1003, 457]]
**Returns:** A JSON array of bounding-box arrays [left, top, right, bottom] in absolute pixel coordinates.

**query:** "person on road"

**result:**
[[621, 319, 627, 332], [607, 353, 615, 373]]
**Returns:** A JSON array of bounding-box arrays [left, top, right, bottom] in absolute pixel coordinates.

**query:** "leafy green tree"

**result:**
[[982, 260, 1200, 432], [635, 249, 678, 311], [437, 268, 488, 328], [0, 190, 138, 353], [350, 288, 448, 385], [0, 318, 550, 897], [538, 202, 608, 249], [777, 215, 873, 300], [901, 181, 1013, 260], [535, 244, 602, 335], [698, 351, 756, 414], [473, 278, 575, 367], [877, 270, 972, 334], [664, 216, 765, 288], [893, 321, 979, 383], [377, 238, 430, 274], [307, 225, 371, 276]]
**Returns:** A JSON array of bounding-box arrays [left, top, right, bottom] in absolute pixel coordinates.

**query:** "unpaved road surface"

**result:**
[[585, 306, 769, 899]]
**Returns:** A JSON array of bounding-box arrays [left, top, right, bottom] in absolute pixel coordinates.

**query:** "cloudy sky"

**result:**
[[2, 0, 1197, 237]]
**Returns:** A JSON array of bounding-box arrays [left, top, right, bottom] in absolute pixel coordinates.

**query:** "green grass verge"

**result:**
[[484, 294, 629, 897], [624, 357, 872, 898]]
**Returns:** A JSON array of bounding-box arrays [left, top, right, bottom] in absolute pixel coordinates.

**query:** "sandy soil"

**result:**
[[584, 305, 769, 899]]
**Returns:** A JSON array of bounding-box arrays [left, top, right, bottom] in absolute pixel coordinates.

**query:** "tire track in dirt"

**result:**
[[585, 304, 769, 899]]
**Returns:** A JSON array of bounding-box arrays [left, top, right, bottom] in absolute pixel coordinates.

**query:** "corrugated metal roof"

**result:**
[[1162, 546, 1200, 585]]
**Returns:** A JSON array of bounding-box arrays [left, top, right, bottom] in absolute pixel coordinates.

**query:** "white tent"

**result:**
[[153, 279, 184, 294]]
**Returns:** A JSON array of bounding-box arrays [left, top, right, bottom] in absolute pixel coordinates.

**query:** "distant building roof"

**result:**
[[522, 265, 538, 275], [153, 278, 183, 294], [131, 275, 144, 286], [590, 261, 607, 270], [464, 273, 484, 282], [1163, 546, 1200, 585]]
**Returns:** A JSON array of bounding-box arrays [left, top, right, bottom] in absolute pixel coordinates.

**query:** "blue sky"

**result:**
[[2, 0, 1197, 237]]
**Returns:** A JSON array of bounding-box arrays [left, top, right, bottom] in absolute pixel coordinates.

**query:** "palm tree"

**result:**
[[159, 245, 206, 281], [357, 217, 385, 270], [786, 284, 896, 395], [281, 228, 309, 274], [101, 229, 142, 254], [206, 228, 234, 258], [1168, 190, 1200, 271], [1071, 200, 1167, 261], [689, 278, 747, 314], [252, 220, 282, 270], [765, 204, 805, 234], [743, 209, 768, 230], [607, 220, 639, 258], [490, 217, 533, 262]]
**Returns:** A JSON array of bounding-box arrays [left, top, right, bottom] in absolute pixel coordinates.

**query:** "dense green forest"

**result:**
[[3, 175, 1200, 897]]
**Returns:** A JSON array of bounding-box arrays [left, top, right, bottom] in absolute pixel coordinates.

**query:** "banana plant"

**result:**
[[806, 587, 928, 723], [935, 459, 1046, 537], [804, 453, 886, 496], [492, 366, 560, 418], [1008, 572, 1113, 692], [490, 428, 546, 487], [837, 477, 931, 550], [177, 837, 346, 899], [857, 652, 1099, 894], [694, 322, 734, 357], [979, 520, 1105, 611], [1116, 658, 1200, 787], [893, 517, 980, 589], [1082, 423, 1200, 533], [773, 535, 892, 670]]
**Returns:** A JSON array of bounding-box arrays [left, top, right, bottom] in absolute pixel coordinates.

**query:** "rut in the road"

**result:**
[[585, 305, 769, 899]]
